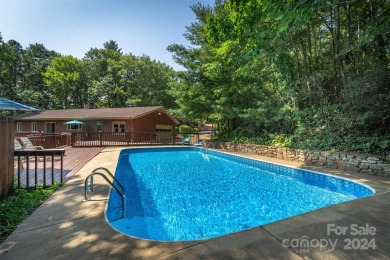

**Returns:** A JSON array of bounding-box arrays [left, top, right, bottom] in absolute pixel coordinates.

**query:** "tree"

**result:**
[[168, 0, 390, 154], [42, 56, 86, 109], [0, 36, 23, 101], [84, 40, 124, 107], [85, 41, 177, 109], [20, 43, 59, 109]]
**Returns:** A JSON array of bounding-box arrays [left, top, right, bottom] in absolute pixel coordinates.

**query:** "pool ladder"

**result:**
[[205, 142, 215, 152], [83, 167, 125, 215]]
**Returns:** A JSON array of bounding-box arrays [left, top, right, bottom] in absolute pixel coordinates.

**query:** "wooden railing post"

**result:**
[[71, 133, 74, 146], [0, 116, 14, 198], [60, 154, 64, 183], [17, 156, 21, 188], [14, 149, 65, 188]]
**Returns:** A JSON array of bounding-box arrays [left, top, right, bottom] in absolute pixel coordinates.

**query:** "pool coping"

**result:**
[[1, 146, 389, 259]]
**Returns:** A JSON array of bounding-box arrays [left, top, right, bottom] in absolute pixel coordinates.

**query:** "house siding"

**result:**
[[134, 112, 176, 132], [14, 119, 136, 134], [14, 113, 176, 134], [13, 107, 178, 136]]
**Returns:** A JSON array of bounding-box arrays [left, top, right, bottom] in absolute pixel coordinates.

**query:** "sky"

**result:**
[[0, 0, 214, 71]]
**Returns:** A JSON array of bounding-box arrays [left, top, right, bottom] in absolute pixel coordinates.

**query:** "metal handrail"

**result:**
[[205, 142, 215, 150], [83, 168, 125, 217], [89, 167, 124, 193]]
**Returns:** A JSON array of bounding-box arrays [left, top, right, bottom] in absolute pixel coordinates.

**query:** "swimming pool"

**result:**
[[105, 147, 375, 241]]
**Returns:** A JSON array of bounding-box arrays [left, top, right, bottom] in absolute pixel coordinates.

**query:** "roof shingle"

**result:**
[[12, 106, 178, 123]]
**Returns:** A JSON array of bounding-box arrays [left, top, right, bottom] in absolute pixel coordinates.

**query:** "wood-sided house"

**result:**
[[13, 106, 179, 145]]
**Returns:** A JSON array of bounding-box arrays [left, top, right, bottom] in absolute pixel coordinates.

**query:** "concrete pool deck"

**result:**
[[1, 146, 389, 259]]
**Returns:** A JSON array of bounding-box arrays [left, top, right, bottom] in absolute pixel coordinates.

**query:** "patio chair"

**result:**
[[14, 139, 25, 169], [18, 137, 63, 162], [14, 139, 36, 150], [14, 139, 23, 150], [19, 137, 45, 150], [181, 134, 191, 145]]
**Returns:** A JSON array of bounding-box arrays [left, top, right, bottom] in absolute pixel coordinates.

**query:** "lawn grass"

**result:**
[[0, 184, 62, 243]]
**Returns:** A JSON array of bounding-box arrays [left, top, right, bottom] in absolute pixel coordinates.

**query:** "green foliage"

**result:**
[[292, 134, 390, 156], [0, 37, 177, 110], [167, 0, 389, 156], [270, 134, 292, 148], [177, 124, 200, 133], [84, 45, 176, 109], [0, 34, 59, 109], [42, 56, 86, 109], [1, 0, 389, 156], [287, 104, 389, 155], [22, 43, 60, 109], [179, 124, 191, 133], [0, 183, 62, 243]]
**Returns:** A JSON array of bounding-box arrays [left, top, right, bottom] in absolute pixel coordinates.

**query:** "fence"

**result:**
[[71, 132, 200, 147], [0, 116, 13, 198]]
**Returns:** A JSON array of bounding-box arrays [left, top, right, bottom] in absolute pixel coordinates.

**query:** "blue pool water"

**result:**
[[106, 147, 374, 241]]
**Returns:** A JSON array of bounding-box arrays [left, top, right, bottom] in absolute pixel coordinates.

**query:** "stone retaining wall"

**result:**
[[204, 141, 390, 177]]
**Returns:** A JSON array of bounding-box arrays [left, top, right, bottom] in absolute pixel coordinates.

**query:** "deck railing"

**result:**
[[71, 131, 200, 147], [28, 134, 70, 148], [14, 149, 66, 188], [15, 133, 71, 148]]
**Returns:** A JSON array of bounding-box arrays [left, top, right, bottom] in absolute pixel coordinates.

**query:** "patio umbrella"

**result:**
[[0, 97, 40, 111], [63, 120, 85, 125]]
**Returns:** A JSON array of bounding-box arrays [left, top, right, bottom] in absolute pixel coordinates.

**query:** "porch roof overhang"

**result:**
[[12, 106, 179, 124]]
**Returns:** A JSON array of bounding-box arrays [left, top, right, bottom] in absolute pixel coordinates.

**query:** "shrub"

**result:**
[[0, 183, 62, 243], [179, 124, 191, 133]]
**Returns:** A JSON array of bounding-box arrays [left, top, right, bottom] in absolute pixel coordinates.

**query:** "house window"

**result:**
[[156, 124, 172, 132], [17, 122, 22, 132], [112, 121, 125, 132], [31, 122, 37, 132], [66, 124, 82, 130]]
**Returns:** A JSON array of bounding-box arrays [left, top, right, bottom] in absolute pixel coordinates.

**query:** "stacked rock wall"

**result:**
[[205, 141, 390, 177]]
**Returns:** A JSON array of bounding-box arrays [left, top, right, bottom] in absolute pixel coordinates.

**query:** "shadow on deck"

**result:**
[[15, 147, 105, 188]]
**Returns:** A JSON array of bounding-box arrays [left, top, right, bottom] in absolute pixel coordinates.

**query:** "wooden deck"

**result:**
[[15, 147, 105, 188]]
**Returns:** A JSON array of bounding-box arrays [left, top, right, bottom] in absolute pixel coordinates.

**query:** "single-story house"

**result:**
[[12, 106, 179, 136]]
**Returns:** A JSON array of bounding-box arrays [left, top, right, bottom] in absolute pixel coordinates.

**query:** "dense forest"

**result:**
[[168, 0, 390, 155], [1, 0, 389, 155], [0, 37, 176, 110]]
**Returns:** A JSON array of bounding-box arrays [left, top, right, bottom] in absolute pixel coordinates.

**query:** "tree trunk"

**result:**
[[306, 23, 313, 74]]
